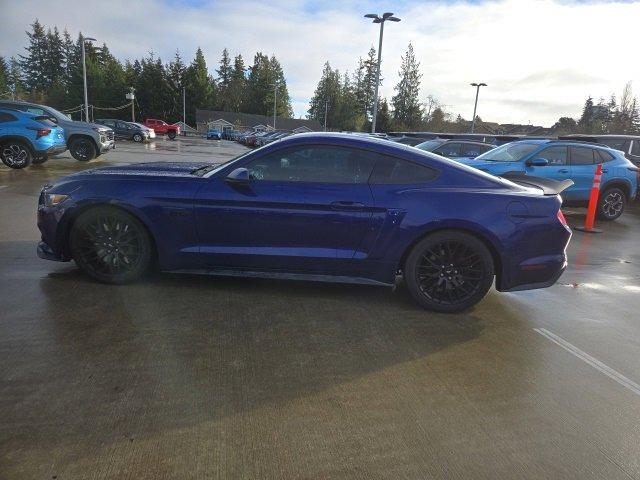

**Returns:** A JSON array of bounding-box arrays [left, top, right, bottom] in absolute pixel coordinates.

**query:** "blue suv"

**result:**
[[0, 108, 66, 169], [206, 128, 222, 140], [456, 140, 639, 221]]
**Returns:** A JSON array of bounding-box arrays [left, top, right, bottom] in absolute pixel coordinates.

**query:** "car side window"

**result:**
[[116, 121, 129, 129], [434, 142, 461, 157], [369, 155, 438, 184], [101, 120, 115, 127], [245, 145, 376, 184], [537, 146, 567, 165], [630, 141, 640, 157], [461, 144, 483, 157], [26, 107, 46, 116], [0, 112, 16, 123], [596, 150, 614, 163], [570, 146, 596, 165]]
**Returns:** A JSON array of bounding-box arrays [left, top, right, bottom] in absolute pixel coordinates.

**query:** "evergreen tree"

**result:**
[[184, 47, 213, 124], [0, 57, 8, 95], [578, 96, 594, 133], [392, 43, 423, 129], [19, 20, 49, 93], [269, 56, 292, 118], [227, 54, 246, 113], [376, 98, 393, 132], [216, 48, 233, 111], [167, 51, 187, 119], [243, 52, 274, 116], [308, 62, 342, 129], [43, 27, 65, 89]]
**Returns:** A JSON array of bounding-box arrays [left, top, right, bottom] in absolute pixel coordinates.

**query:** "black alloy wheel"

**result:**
[[69, 138, 97, 161], [404, 230, 494, 313], [1, 141, 32, 169], [70, 207, 153, 284], [597, 187, 626, 221], [168, 131, 177, 140], [133, 133, 143, 143]]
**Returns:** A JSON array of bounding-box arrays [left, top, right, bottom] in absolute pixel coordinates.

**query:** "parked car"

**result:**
[[457, 140, 639, 220], [0, 108, 66, 168], [129, 122, 155, 139], [559, 135, 640, 167], [415, 139, 496, 160], [0, 100, 115, 161], [37, 133, 572, 313], [206, 128, 222, 140], [144, 119, 179, 139], [96, 118, 150, 142]]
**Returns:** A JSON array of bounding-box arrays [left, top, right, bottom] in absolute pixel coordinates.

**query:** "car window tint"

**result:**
[[570, 146, 596, 165], [537, 146, 567, 166], [599, 138, 628, 151], [246, 145, 376, 184], [434, 143, 461, 157], [596, 150, 614, 163], [101, 120, 115, 127], [25, 107, 46, 116], [630, 141, 640, 156], [370, 155, 438, 184], [461, 144, 484, 157], [0, 112, 16, 122]]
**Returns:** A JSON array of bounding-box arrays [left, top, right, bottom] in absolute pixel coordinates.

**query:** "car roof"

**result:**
[[0, 107, 40, 118]]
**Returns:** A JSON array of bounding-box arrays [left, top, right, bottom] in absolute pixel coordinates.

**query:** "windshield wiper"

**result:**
[[191, 164, 217, 176]]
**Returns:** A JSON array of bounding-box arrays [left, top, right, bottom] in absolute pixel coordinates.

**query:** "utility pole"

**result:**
[[470, 82, 487, 133], [126, 87, 135, 122], [81, 35, 96, 122], [183, 86, 186, 128], [364, 12, 400, 133], [272, 83, 278, 130], [324, 99, 329, 131]]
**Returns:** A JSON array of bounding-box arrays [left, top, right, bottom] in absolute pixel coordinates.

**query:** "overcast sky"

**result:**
[[1, 0, 638, 125]]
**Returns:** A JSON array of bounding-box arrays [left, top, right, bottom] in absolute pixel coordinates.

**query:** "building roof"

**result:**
[[196, 109, 322, 132]]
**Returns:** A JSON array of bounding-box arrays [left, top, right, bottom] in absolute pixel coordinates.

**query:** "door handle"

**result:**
[[331, 201, 365, 211], [602, 169, 608, 173], [558, 169, 569, 173]]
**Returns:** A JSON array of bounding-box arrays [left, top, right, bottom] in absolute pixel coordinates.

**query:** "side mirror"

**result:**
[[527, 157, 549, 167], [225, 167, 250, 185]]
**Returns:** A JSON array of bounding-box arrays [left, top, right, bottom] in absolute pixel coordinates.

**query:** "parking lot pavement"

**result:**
[[1, 139, 640, 479]]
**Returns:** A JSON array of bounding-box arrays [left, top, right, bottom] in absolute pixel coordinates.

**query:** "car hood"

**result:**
[[70, 161, 212, 179]]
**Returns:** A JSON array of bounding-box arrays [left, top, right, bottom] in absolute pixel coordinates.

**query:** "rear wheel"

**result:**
[[404, 230, 494, 313], [70, 207, 153, 284], [167, 130, 176, 140], [1, 141, 33, 169], [597, 187, 626, 221], [69, 137, 97, 161]]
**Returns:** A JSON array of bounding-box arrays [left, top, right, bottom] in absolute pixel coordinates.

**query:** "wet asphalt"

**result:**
[[1, 137, 639, 479]]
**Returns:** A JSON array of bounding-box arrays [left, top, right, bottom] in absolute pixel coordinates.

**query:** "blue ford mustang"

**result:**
[[37, 133, 572, 312]]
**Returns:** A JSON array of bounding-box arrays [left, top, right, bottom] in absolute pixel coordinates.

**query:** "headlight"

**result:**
[[44, 194, 69, 207]]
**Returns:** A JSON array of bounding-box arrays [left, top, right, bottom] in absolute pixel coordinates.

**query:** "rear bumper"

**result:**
[[499, 255, 567, 292]]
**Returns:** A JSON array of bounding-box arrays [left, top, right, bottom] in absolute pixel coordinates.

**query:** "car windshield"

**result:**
[[476, 142, 541, 162], [415, 140, 443, 151], [45, 106, 72, 122], [191, 151, 252, 177]]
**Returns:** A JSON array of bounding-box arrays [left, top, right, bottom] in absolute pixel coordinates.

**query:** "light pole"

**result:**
[[364, 12, 400, 133], [324, 98, 329, 131], [271, 82, 279, 130], [81, 35, 96, 122], [470, 82, 487, 133]]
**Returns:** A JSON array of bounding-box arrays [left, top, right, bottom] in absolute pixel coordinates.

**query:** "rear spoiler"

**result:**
[[499, 172, 574, 195]]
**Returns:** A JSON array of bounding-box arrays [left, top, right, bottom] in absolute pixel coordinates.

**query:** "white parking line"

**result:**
[[0, 185, 7, 190], [534, 328, 640, 397]]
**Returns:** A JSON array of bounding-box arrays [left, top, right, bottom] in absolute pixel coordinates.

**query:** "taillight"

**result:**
[[28, 127, 51, 139], [557, 210, 569, 228]]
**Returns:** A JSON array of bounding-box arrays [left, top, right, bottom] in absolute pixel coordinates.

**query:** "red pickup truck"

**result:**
[[144, 119, 180, 139]]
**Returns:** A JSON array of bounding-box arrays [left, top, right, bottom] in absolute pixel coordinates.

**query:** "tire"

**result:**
[[167, 131, 176, 140], [597, 187, 626, 221], [404, 230, 494, 313], [32, 156, 48, 165], [70, 206, 153, 284], [133, 133, 143, 143], [69, 137, 97, 161], [1, 140, 33, 169]]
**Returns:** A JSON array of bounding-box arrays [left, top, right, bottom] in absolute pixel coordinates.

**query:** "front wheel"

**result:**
[[597, 187, 626, 221], [132, 133, 143, 143], [404, 230, 494, 313], [167, 131, 176, 140], [70, 207, 153, 284], [69, 137, 97, 161], [1, 141, 33, 169]]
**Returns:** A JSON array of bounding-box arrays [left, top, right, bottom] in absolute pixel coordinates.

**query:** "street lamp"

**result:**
[[81, 35, 96, 122], [364, 12, 400, 134], [470, 82, 487, 133]]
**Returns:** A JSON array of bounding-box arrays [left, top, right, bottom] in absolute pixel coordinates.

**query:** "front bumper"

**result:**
[[99, 140, 116, 153], [37, 241, 66, 262]]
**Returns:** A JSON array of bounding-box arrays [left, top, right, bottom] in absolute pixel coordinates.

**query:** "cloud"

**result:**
[[1, 0, 638, 125]]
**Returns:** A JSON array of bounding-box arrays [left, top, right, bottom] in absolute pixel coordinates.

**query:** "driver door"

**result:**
[[193, 144, 376, 273]]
